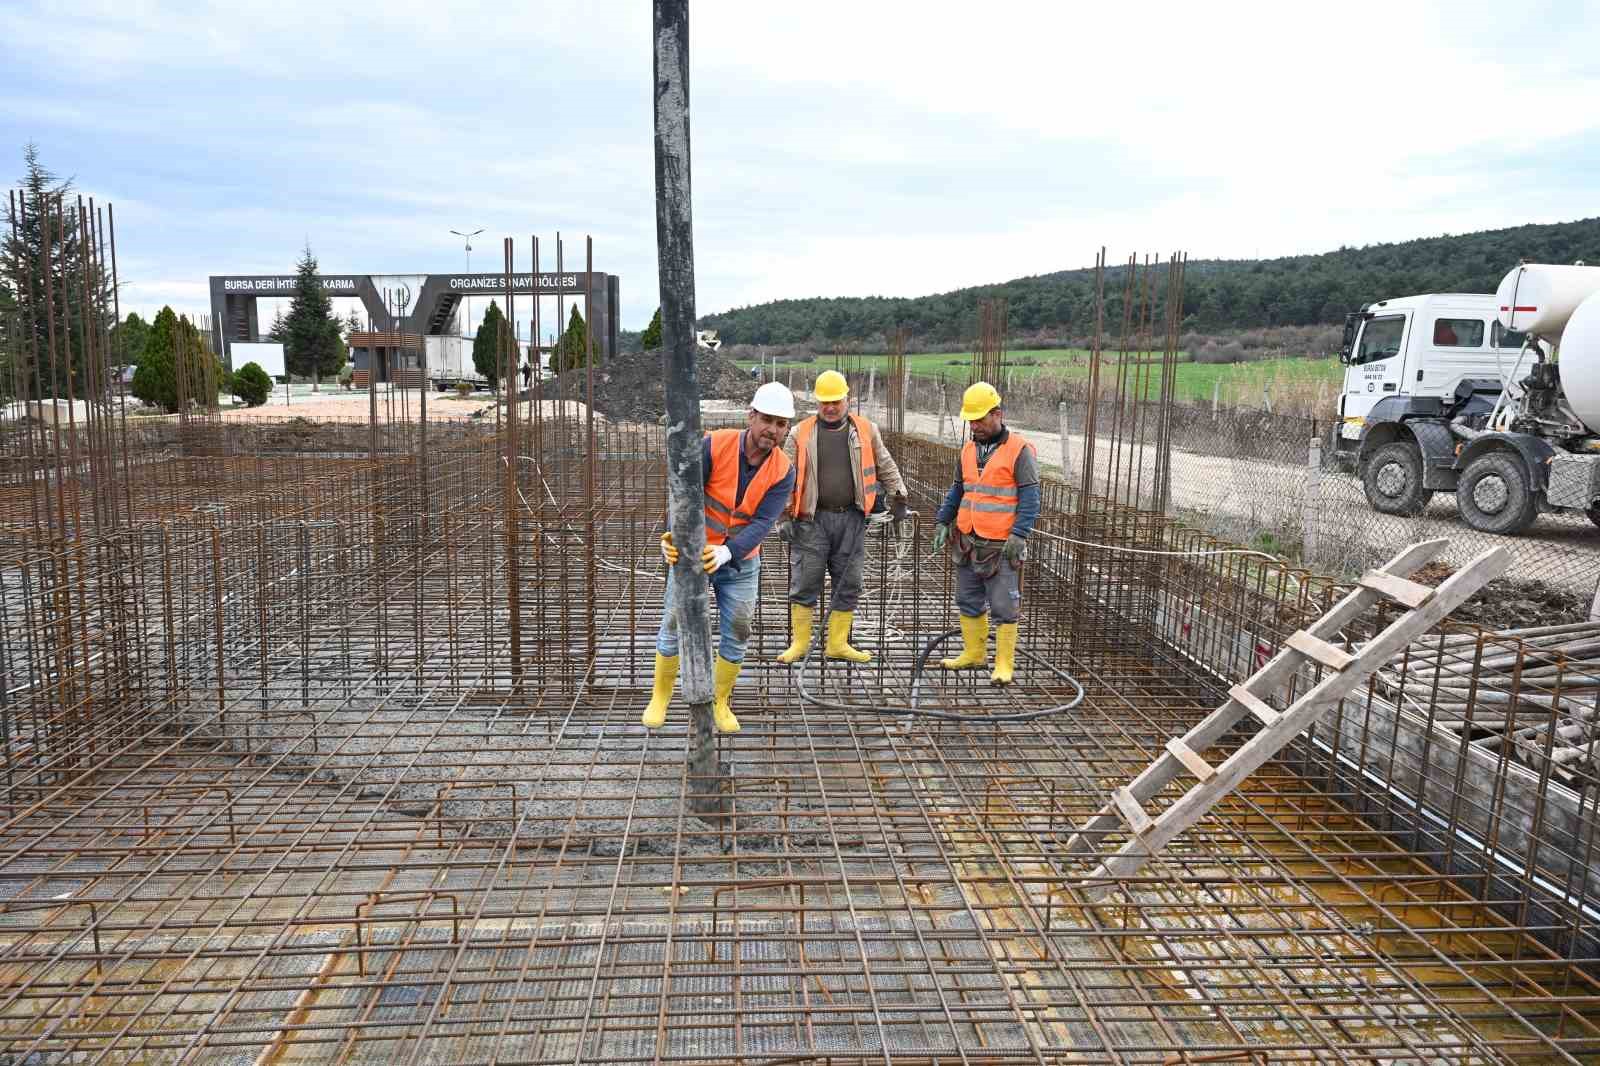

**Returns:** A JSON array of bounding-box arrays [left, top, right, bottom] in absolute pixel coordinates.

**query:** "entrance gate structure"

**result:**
[[207, 270, 621, 368]]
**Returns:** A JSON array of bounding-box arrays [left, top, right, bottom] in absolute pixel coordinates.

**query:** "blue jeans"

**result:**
[[655, 555, 762, 664]]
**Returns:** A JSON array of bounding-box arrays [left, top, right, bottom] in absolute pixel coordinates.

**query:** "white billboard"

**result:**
[[232, 342, 286, 379]]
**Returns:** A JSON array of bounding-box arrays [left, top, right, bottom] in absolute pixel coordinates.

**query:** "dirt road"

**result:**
[[877, 403, 1600, 597]]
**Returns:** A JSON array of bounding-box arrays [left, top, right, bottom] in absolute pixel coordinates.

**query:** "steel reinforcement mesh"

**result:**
[[0, 417, 1595, 1064]]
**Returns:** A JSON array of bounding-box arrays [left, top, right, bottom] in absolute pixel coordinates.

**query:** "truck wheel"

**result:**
[[1457, 453, 1538, 535], [1362, 441, 1431, 515]]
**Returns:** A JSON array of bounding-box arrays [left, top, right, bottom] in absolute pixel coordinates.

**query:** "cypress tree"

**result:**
[[132, 307, 218, 412], [471, 300, 508, 385], [556, 305, 587, 371], [131, 307, 178, 410]]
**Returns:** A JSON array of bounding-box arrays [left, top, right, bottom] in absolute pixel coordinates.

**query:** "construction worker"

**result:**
[[775, 369, 908, 664], [643, 381, 796, 733], [931, 381, 1040, 685]]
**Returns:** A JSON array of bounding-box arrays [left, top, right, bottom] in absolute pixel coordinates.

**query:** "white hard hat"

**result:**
[[751, 381, 795, 419]]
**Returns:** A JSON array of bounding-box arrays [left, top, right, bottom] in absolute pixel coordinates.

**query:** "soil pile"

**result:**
[[550, 347, 757, 423], [1412, 561, 1591, 631]]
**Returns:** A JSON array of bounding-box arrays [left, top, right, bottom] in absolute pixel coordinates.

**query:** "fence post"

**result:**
[[1303, 435, 1322, 567], [866, 366, 876, 415], [1058, 401, 1070, 480], [1212, 379, 1220, 419], [1262, 383, 1273, 414], [938, 382, 948, 444]]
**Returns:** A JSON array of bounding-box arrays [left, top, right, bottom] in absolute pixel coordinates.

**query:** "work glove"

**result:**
[[660, 531, 678, 565], [1002, 533, 1026, 565], [932, 523, 950, 554], [867, 510, 894, 531], [890, 495, 909, 524], [776, 517, 797, 544], [702, 544, 733, 574]]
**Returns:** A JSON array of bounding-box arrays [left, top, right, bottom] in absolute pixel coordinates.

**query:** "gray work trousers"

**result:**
[[787, 508, 867, 611], [954, 538, 1023, 623]]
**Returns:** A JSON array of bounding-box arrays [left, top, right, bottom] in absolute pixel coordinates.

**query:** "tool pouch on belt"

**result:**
[[951, 529, 1005, 579]]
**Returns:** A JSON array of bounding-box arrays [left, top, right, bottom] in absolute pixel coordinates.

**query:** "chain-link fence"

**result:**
[[841, 368, 1600, 614]]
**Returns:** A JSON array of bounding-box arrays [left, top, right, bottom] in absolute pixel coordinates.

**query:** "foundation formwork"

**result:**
[[0, 404, 1594, 1066]]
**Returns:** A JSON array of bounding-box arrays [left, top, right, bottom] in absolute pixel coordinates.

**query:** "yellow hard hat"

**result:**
[[960, 381, 1001, 421], [814, 369, 849, 403]]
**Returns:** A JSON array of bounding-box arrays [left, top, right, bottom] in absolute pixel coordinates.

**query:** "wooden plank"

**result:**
[[1360, 569, 1434, 609], [1111, 787, 1155, 836], [1285, 630, 1356, 671], [1229, 685, 1279, 726], [1165, 738, 1215, 782], [1073, 543, 1511, 900]]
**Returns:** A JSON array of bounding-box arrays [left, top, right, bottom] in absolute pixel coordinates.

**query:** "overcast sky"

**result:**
[[3, 1, 1598, 331]]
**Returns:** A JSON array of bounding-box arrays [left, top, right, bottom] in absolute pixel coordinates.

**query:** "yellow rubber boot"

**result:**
[[712, 655, 742, 734], [640, 653, 679, 729], [941, 614, 989, 670], [825, 609, 872, 663], [775, 603, 815, 664], [990, 623, 1019, 685]]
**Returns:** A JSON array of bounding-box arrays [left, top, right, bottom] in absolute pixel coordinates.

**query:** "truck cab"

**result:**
[[1336, 292, 1534, 520], [1336, 293, 1525, 454], [1337, 269, 1600, 536]]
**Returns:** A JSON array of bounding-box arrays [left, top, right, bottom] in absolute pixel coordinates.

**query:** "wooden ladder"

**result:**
[[1061, 538, 1509, 901]]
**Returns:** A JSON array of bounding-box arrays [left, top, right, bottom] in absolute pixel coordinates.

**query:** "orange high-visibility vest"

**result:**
[[704, 429, 793, 560], [790, 414, 878, 517], [955, 431, 1033, 540]]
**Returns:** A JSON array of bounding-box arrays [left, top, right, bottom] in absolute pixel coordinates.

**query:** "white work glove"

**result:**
[[867, 511, 894, 531], [702, 544, 733, 574]]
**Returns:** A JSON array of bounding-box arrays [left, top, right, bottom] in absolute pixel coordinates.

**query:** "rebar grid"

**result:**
[[0, 413, 1590, 1064], [1, 214, 1595, 1063]]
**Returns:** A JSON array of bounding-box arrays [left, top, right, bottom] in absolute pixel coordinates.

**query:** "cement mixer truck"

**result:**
[[1337, 263, 1600, 535]]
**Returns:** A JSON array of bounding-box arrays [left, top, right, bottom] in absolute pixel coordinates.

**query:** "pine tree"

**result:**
[[640, 307, 662, 350], [471, 300, 509, 386], [556, 305, 588, 372], [282, 245, 341, 390], [0, 144, 110, 397]]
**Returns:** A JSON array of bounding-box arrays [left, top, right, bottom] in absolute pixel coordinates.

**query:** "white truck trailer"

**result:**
[[1337, 263, 1600, 534]]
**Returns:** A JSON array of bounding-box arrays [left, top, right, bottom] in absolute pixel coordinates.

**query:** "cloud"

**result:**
[[4, 0, 1597, 328]]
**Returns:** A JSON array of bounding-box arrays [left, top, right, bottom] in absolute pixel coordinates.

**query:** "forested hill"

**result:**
[[698, 217, 1600, 347]]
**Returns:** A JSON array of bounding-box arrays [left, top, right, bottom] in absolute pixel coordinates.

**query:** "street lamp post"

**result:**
[[449, 228, 484, 339]]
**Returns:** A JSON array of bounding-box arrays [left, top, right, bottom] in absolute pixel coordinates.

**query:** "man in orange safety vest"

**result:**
[[773, 369, 908, 666], [643, 382, 796, 734], [931, 381, 1040, 686]]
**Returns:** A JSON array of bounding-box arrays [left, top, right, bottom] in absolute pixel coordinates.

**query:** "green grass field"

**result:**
[[736, 349, 1345, 407]]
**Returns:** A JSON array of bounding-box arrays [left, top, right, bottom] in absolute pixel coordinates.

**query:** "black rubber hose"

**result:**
[[792, 628, 1084, 722]]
